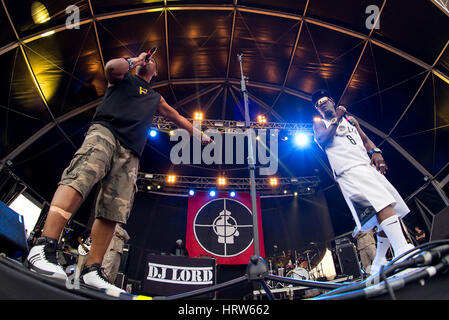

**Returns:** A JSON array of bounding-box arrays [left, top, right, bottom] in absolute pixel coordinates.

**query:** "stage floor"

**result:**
[[2, 253, 449, 300], [0, 254, 144, 300]]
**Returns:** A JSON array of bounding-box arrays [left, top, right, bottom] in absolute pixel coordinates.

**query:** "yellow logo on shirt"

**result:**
[[139, 86, 148, 95]]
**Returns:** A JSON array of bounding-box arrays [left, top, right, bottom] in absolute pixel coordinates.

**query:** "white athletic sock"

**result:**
[[374, 235, 390, 263], [380, 215, 413, 257], [370, 235, 390, 274]]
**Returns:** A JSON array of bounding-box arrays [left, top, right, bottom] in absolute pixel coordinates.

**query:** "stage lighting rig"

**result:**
[[194, 112, 204, 121]]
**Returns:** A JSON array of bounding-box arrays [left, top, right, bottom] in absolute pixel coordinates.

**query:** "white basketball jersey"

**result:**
[[320, 118, 371, 176]]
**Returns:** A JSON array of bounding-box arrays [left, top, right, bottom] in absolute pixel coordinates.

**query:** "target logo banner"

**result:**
[[186, 192, 265, 265]]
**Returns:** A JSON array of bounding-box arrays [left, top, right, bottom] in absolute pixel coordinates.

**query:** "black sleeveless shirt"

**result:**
[[92, 72, 161, 157]]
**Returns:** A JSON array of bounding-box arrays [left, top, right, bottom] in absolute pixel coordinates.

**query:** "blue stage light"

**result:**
[[149, 129, 157, 137], [294, 132, 309, 147], [229, 191, 236, 198], [209, 190, 216, 197], [188, 189, 195, 196]]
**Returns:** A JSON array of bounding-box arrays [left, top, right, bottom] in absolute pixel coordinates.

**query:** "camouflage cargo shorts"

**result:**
[[59, 123, 139, 224]]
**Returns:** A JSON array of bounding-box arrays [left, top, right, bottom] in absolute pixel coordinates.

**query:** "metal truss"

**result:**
[[137, 172, 320, 195], [152, 115, 314, 135], [431, 0, 449, 17], [1, 2, 447, 85], [1, 0, 448, 205]]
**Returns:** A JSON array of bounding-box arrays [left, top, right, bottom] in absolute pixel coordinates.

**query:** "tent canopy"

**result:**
[[1, 0, 448, 206]]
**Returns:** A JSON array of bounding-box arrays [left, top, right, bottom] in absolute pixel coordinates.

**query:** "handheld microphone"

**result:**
[[336, 105, 355, 126], [145, 46, 158, 62], [344, 113, 356, 126]]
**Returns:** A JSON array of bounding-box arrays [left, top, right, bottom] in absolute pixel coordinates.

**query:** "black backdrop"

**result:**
[[122, 190, 343, 298]]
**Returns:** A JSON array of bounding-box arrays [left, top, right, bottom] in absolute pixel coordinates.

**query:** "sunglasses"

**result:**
[[315, 96, 332, 109]]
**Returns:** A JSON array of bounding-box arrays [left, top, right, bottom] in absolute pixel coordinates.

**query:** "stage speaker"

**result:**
[[336, 242, 362, 280], [115, 272, 126, 289], [118, 244, 130, 272], [430, 206, 449, 241], [0, 201, 29, 258]]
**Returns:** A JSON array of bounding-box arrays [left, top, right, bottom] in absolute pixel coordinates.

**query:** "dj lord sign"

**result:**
[[143, 254, 216, 297]]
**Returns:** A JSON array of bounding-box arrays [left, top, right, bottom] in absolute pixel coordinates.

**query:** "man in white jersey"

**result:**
[[312, 89, 414, 275]]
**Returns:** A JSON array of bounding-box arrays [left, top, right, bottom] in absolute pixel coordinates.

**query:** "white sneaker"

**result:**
[[370, 258, 388, 276], [80, 264, 125, 294], [25, 237, 67, 280], [394, 244, 416, 262]]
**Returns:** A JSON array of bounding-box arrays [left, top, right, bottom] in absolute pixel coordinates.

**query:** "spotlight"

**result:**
[[294, 192, 298, 196], [257, 115, 267, 124], [40, 30, 55, 38], [194, 112, 204, 121], [167, 175, 176, 183], [157, 185, 161, 189], [229, 191, 236, 198], [209, 190, 216, 197], [149, 129, 157, 137], [188, 189, 195, 196], [269, 177, 278, 186], [31, 2, 50, 24], [294, 132, 309, 147], [147, 185, 152, 190], [283, 190, 288, 194], [218, 177, 227, 186]]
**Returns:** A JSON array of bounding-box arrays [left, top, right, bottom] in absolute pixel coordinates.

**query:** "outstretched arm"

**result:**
[[157, 96, 211, 144]]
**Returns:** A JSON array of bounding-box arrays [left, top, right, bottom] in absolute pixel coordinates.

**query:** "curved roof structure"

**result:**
[[1, 0, 449, 209]]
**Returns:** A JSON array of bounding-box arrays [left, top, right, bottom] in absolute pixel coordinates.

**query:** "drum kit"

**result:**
[[266, 248, 318, 288]]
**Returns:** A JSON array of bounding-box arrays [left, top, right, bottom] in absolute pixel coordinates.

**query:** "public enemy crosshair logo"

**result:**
[[193, 198, 254, 257]]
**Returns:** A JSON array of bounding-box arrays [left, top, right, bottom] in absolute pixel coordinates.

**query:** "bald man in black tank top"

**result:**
[[26, 52, 211, 292]]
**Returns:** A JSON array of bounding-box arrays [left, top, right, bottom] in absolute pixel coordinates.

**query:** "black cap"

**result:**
[[311, 89, 332, 107]]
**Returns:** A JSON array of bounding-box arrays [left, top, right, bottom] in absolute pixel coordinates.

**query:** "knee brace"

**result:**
[[49, 205, 73, 220]]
